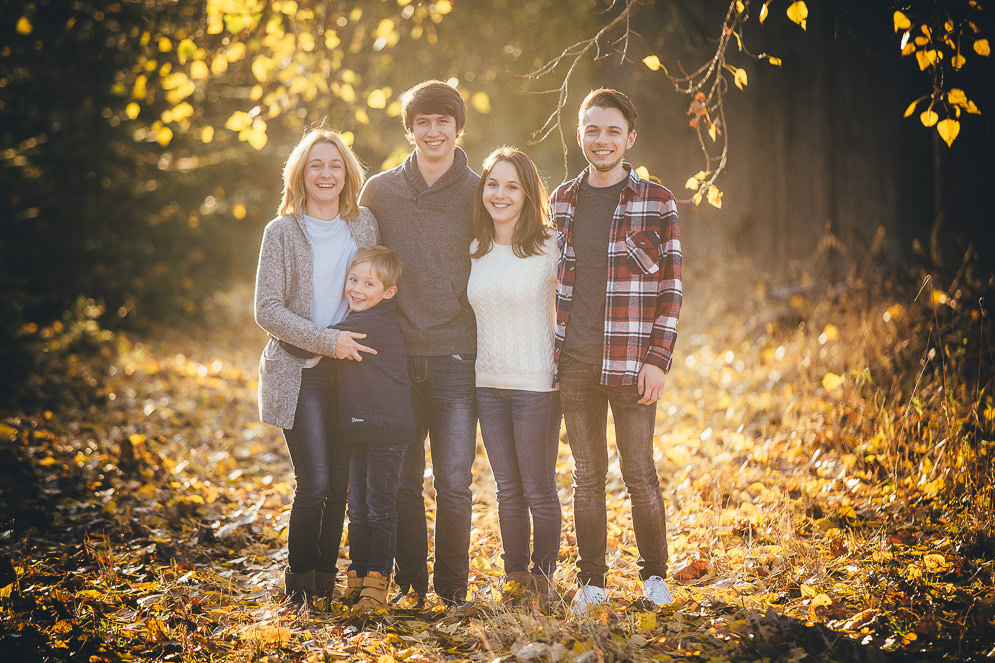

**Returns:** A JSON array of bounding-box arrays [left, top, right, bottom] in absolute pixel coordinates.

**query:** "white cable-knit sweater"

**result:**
[[467, 235, 558, 391]]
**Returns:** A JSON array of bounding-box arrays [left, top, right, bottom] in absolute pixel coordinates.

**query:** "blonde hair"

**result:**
[[279, 126, 365, 220], [471, 146, 552, 259], [350, 246, 403, 291]]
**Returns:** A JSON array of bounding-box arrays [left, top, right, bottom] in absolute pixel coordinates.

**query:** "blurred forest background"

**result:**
[[1, 0, 992, 399]]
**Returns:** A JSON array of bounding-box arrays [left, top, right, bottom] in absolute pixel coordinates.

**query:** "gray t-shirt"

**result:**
[[562, 177, 627, 364]]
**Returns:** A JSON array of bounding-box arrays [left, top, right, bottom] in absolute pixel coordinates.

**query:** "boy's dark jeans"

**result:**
[[347, 440, 407, 577], [558, 355, 669, 587], [283, 361, 349, 574]]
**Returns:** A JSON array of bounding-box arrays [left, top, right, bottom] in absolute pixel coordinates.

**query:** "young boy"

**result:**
[[281, 246, 416, 608]]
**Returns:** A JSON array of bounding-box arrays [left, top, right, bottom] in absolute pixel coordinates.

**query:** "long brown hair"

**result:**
[[471, 146, 551, 259], [278, 126, 365, 220]]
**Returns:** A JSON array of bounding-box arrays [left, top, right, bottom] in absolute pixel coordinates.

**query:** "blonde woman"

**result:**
[[254, 126, 379, 601]]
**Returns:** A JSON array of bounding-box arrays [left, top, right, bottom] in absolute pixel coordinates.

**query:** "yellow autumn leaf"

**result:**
[[767, 56, 782, 66], [225, 111, 253, 132], [800, 583, 818, 598], [786, 1, 808, 30], [915, 49, 939, 70], [471, 91, 492, 114], [692, 190, 703, 207], [948, 88, 967, 106], [903, 100, 918, 117], [965, 100, 980, 114], [811, 593, 833, 607], [936, 118, 959, 147], [923, 553, 950, 572], [125, 102, 141, 120], [638, 611, 657, 631], [16, 16, 32, 34], [367, 88, 388, 109], [189, 60, 209, 80], [232, 203, 246, 219], [822, 372, 844, 391], [951, 53, 966, 69], [156, 126, 173, 146], [132, 75, 147, 99], [902, 43, 916, 56], [759, 3, 769, 23], [893, 11, 911, 33], [920, 108, 938, 127], [708, 123, 717, 141], [733, 67, 748, 90], [643, 54, 666, 73], [706, 185, 723, 209], [821, 324, 839, 342], [974, 38, 990, 56], [685, 176, 700, 190], [158, 36, 172, 52], [201, 125, 214, 143]]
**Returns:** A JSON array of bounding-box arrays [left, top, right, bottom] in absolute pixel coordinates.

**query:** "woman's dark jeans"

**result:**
[[347, 440, 407, 577], [558, 355, 669, 587], [477, 387, 562, 578], [282, 360, 349, 575]]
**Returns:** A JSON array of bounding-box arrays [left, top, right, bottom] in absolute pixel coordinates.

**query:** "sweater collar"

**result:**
[[402, 147, 471, 195]]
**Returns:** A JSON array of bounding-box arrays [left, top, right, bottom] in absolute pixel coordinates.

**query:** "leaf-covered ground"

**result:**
[[2, 260, 994, 662]]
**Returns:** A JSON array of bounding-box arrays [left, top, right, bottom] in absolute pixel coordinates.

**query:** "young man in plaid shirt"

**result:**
[[552, 88, 682, 615]]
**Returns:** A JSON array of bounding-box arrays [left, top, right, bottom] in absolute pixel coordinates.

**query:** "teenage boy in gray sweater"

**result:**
[[358, 80, 480, 607]]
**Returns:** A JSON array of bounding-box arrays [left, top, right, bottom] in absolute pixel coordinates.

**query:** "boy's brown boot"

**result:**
[[529, 573, 561, 609], [501, 572, 532, 603], [344, 570, 364, 605], [356, 571, 390, 609]]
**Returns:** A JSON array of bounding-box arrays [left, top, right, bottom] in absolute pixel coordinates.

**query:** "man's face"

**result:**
[[409, 113, 458, 162], [577, 105, 636, 173]]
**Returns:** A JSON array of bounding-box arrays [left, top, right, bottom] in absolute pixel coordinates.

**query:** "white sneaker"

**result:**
[[642, 575, 672, 606], [570, 584, 608, 616]]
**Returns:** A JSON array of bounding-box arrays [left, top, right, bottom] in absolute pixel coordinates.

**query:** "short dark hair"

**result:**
[[350, 246, 403, 291], [400, 80, 466, 134], [578, 88, 637, 133]]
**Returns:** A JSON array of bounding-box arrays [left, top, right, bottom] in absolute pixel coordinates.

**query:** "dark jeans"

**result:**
[[477, 388, 562, 578], [347, 440, 407, 577], [558, 355, 669, 587], [282, 360, 349, 574], [394, 354, 477, 602]]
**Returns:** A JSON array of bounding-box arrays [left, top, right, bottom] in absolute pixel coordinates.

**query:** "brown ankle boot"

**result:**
[[501, 571, 532, 603], [356, 571, 390, 609], [315, 570, 337, 599], [284, 568, 316, 604], [344, 570, 364, 604]]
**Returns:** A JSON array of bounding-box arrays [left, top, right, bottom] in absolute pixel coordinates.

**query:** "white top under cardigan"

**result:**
[[467, 235, 558, 392]]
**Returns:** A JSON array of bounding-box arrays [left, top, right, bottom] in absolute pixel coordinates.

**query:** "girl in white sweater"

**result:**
[[467, 147, 561, 605]]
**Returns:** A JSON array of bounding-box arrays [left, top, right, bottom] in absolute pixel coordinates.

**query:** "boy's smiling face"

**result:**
[[345, 260, 396, 312]]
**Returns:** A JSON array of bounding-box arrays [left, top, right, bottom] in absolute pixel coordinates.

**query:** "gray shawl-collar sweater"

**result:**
[[359, 147, 479, 357], [254, 208, 379, 429]]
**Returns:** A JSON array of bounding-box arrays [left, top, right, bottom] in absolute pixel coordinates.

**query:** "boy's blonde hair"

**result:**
[[350, 246, 403, 291]]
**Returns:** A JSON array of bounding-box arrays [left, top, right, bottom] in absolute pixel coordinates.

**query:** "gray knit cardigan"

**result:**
[[254, 208, 380, 429]]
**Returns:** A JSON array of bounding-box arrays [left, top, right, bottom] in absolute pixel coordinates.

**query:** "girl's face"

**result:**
[[482, 159, 525, 232]]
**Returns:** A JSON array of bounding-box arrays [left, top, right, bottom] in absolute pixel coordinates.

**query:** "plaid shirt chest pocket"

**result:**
[[624, 230, 661, 275]]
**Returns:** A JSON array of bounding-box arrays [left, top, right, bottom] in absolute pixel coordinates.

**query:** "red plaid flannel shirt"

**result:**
[[552, 165, 682, 385]]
